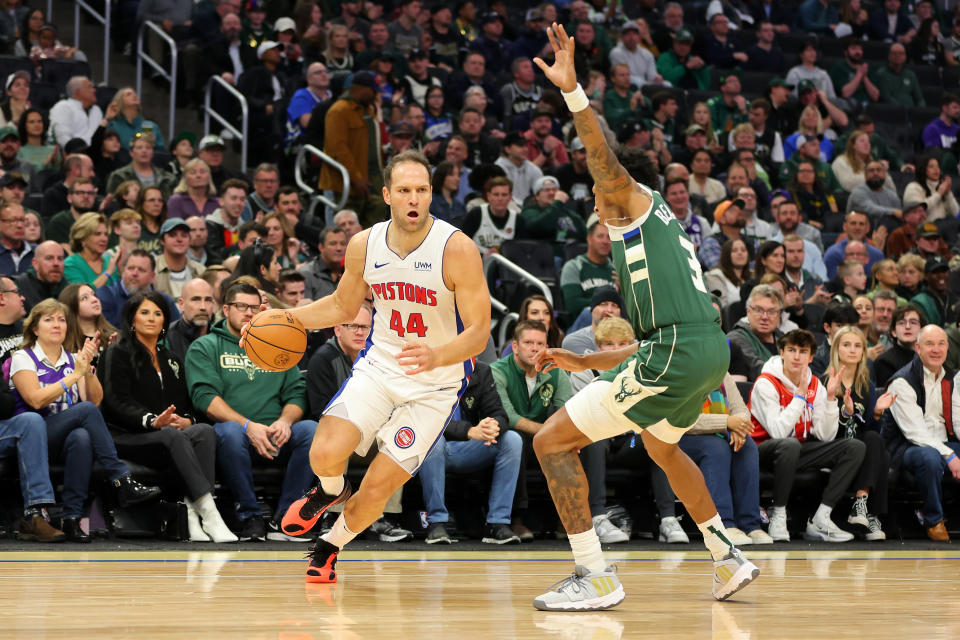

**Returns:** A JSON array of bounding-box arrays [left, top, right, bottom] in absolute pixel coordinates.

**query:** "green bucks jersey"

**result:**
[[607, 183, 720, 338]]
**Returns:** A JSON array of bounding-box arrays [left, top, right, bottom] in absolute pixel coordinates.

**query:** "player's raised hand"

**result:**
[[533, 24, 578, 93], [396, 341, 438, 375], [535, 347, 587, 373]]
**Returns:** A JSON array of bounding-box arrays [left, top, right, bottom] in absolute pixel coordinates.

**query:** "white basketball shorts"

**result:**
[[323, 355, 464, 474]]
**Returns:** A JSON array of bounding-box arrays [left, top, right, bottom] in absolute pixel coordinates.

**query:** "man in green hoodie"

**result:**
[[186, 281, 315, 542], [491, 320, 573, 539]]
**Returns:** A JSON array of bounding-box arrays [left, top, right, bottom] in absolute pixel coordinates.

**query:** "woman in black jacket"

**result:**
[[102, 291, 237, 543]]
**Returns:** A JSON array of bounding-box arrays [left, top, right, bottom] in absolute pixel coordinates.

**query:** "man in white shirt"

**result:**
[[48, 76, 103, 147], [608, 21, 663, 89], [885, 325, 960, 541]]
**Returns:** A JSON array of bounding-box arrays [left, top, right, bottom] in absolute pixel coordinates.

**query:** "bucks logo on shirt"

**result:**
[[607, 183, 719, 337]]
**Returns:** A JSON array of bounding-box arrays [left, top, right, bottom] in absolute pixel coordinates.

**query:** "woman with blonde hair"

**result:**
[[262, 211, 301, 269], [59, 283, 118, 370], [785, 105, 834, 161], [690, 101, 723, 153], [104, 179, 140, 216], [823, 326, 897, 540], [63, 212, 121, 287], [106, 87, 166, 149], [10, 298, 161, 541], [832, 131, 883, 192], [167, 158, 219, 219], [320, 23, 353, 71]]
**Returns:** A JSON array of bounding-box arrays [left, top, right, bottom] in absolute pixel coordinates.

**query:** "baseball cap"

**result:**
[[351, 70, 378, 88], [169, 130, 196, 151], [274, 17, 296, 33], [0, 171, 27, 188], [198, 134, 225, 151], [918, 221, 939, 238], [797, 79, 817, 93], [796, 133, 823, 147], [479, 11, 502, 25], [675, 28, 694, 42], [160, 217, 190, 236], [570, 137, 585, 152], [713, 198, 746, 220], [617, 118, 648, 143], [684, 123, 706, 136], [590, 285, 625, 311], [502, 131, 525, 147], [926, 255, 949, 273], [525, 8, 544, 21], [389, 120, 415, 137], [257, 40, 284, 59], [533, 175, 560, 194], [905, 200, 929, 215], [408, 47, 429, 61], [5, 70, 29, 91], [768, 76, 794, 90], [620, 20, 640, 33], [0, 124, 18, 141], [718, 69, 741, 84]]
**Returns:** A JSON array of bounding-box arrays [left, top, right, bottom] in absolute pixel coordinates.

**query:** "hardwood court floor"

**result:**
[[2, 548, 959, 639]]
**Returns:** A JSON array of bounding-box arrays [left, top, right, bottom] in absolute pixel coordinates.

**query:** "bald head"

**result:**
[[178, 277, 216, 327], [916, 324, 948, 371], [32, 240, 65, 284], [844, 240, 869, 265]]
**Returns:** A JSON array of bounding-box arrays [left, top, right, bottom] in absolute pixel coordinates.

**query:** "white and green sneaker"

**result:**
[[712, 548, 760, 601], [533, 565, 625, 611]]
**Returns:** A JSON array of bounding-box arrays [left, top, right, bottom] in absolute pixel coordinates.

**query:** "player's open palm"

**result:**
[[533, 24, 578, 93]]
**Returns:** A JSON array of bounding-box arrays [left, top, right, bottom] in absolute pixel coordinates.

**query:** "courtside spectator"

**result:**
[[728, 284, 784, 381], [874, 304, 925, 386], [299, 225, 346, 300], [167, 278, 216, 362], [16, 241, 65, 312]]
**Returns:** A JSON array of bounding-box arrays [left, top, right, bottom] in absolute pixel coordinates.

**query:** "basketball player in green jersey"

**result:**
[[528, 24, 760, 611]]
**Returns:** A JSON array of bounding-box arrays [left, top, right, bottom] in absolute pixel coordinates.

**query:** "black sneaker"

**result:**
[[368, 516, 412, 542], [425, 522, 457, 544], [482, 522, 521, 545], [239, 515, 267, 541]]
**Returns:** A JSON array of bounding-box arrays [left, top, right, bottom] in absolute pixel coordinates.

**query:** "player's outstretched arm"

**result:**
[[397, 232, 491, 375], [535, 342, 638, 374], [534, 24, 639, 215], [288, 230, 371, 331]]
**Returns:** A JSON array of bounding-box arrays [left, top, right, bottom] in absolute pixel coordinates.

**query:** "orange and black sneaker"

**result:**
[[282, 480, 352, 536], [305, 539, 340, 583]]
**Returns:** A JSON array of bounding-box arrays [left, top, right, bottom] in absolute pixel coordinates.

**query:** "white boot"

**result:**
[[189, 494, 238, 543], [186, 500, 211, 542]]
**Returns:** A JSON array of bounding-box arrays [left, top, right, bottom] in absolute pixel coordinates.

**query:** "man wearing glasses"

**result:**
[[241, 163, 280, 222], [0, 202, 34, 275], [45, 177, 98, 251], [874, 304, 926, 387], [305, 305, 413, 542], [728, 284, 785, 382], [186, 281, 315, 542]]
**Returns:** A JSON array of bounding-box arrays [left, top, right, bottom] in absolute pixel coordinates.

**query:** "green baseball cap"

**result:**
[[768, 76, 794, 90], [0, 124, 18, 141], [675, 28, 694, 42], [797, 79, 817, 93]]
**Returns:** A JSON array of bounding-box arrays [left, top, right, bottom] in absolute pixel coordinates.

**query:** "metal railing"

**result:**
[[484, 253, 554, 305], [136, 21, 176, 140], [295, 144, 350, 216], [203, 75, 249, 174], [74, 0, 111, 84]]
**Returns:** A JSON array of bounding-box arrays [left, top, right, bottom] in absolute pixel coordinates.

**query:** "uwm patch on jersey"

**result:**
[[361, 218, 474, 386]]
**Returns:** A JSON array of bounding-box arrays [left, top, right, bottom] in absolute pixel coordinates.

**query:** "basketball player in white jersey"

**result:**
[[246, 150, 490, 583]]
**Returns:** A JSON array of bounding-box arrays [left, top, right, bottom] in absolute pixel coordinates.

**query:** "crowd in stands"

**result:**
[[2, 0, 960, 545]]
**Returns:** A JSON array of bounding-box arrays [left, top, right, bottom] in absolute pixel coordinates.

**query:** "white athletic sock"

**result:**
[[697, 514, 733, 561], [319, 475, 345, 496], [321, 513, 358, 549], [568, 528, 606, 575], [813, 504, 833, 525]]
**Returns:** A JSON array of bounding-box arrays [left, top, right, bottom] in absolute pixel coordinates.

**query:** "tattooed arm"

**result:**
[[535, 23, 651, 220]]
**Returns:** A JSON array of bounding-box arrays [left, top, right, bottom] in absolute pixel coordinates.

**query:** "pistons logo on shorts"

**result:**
[[394, 426, 416, 449]]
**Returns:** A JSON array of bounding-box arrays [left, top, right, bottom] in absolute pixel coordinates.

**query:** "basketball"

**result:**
[[243, 310, 307, 372]]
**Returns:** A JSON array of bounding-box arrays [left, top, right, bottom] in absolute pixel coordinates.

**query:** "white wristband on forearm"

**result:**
[[562, 83, 590, 113]]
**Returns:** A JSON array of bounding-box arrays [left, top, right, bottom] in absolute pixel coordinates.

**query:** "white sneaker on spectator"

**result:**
[[804, 517, 854, 542], [865, 515, 886, 541], [747, 529, 775, 544], [724, 527, 752, 546], [593, 514, 629, 543], [767, 507, 790, 542], [658, 516, 689, 543], [847, 495, 869, 528]]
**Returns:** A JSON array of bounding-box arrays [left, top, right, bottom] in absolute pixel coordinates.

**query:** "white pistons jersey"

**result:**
[[362, 217, 473, 387]]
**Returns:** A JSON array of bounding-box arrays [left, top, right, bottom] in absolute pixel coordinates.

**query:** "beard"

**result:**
[[187, 312, 210, 328], [866, 178, 885, 190]]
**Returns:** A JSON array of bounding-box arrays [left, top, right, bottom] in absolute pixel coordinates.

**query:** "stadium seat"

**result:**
[[40, 59, 93, 96], [740, 71, 776, 96], [563, 242, 587, 262], [0, 55, 32, 81], [96, 86, 119, 112], [912, 65, 942, 88], [499, 239, 558, 286], [27, 82, 59, 112]]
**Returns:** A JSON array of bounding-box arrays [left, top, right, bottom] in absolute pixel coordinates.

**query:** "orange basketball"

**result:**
[[243, 310, 307, 372]]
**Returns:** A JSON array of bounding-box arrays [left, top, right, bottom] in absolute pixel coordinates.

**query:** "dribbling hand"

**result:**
[[535, 348, 586, 373]]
